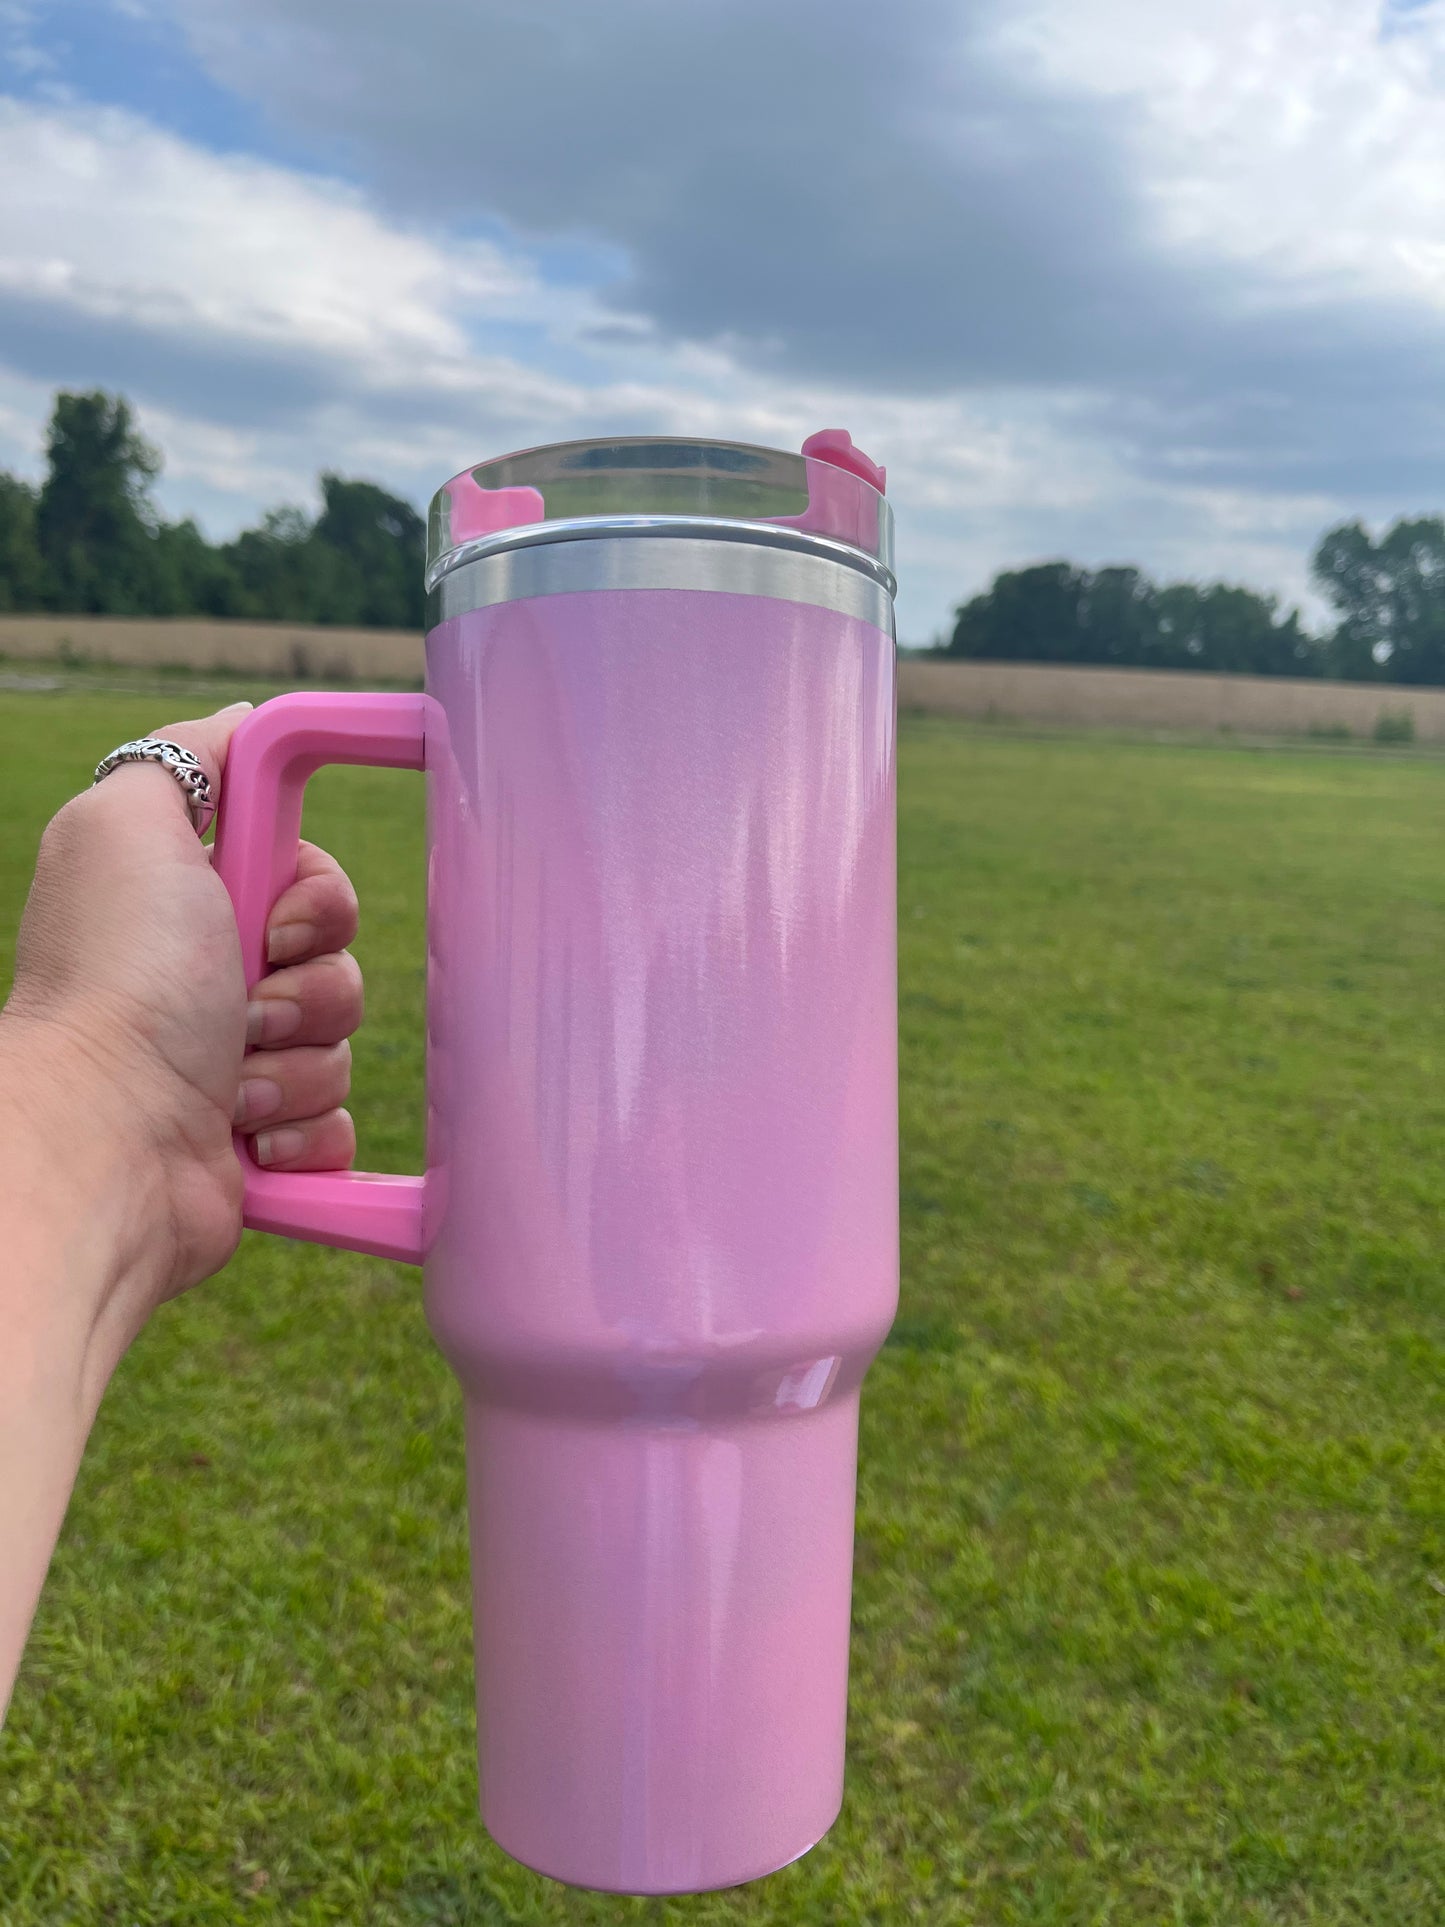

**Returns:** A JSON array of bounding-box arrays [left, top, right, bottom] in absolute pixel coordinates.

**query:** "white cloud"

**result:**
[[0, 98, 546, 375], [995, 0, 1445, 309], [0, 64, 1409, 642], [0, 92, 1137, 637]]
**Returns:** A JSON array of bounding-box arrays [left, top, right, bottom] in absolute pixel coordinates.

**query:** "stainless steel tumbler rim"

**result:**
[[429, 524, 901, 635], [424, 514, 898, 599]]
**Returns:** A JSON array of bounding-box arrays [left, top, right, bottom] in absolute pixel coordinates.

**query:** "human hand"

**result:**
[[0, 701, 363, 1352], [0, 696, 368, 1705]]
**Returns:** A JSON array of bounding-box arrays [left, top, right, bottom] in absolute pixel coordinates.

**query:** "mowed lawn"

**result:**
[[2, 682, 1444, 1925]]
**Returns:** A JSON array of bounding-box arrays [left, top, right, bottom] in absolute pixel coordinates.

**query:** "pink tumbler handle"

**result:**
[[211, 691, 429, 1266]]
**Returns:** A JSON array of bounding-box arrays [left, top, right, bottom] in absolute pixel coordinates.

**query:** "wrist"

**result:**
[[0, 1006, 172, 1410]]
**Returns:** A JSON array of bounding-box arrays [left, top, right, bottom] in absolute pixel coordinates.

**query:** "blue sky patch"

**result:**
[[1, 0, 304, 166]]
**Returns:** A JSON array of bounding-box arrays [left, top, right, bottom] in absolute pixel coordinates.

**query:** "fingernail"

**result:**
[[234, 1077, 284, 1124], [247, 998, 302, 1047], [267, 922, 315, 964], [220, 701, 254, 714], [256, 1127, 305, 1167]]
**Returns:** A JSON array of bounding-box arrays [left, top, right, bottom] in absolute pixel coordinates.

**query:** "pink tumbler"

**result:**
[[212, 431, 899, 1894]]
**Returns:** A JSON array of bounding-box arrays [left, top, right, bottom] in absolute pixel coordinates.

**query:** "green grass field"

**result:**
[[2, 683, 1444, 1924]]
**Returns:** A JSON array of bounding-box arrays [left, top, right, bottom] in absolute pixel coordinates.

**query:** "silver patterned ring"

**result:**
[[93, 738, 214, 833]]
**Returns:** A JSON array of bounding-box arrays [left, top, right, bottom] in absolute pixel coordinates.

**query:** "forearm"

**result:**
[[0, 701, 366, 1720], [0, 1016, 158, 1718], [1, 1241, 98, 1722]]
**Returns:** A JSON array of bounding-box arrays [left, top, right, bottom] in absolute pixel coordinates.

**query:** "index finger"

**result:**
[[97, 701, 255, 837]]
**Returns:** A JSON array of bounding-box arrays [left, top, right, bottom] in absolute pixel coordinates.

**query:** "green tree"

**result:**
[[152, 518, 242, 618], [1156, 583, 1319, 677], [950, 562, 1090, 663], [1079, 566, 1160, 667], [213, 481, 425, 627], [2, 393, 432, 628], [948, 560, 1318, 676], [1312, 517, 1445, 684], [220, 507, 319, 622], [0, 472, 45, 612], [312, 474, 426, 629], [36, 392, 161, 614]]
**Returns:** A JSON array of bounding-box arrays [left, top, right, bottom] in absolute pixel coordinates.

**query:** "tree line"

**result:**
[[944, 521, 1445, 683], [2, 389, 1442, 677], [0, 391, 424, 630]]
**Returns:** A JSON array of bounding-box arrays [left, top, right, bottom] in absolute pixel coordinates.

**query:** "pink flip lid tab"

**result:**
[[799, 428, 886, 492], [441, 477, 546, 546], [777, 429, 886, 551]]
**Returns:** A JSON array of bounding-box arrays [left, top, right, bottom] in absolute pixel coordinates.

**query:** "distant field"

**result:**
[[4, 615, 1444, 743], [900, 657, 1445, 743], [2, 683, 1444, 1924], [0, 614, 422, 683]]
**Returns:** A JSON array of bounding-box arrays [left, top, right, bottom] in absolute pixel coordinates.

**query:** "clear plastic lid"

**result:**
[[427, 429, 893, 589]]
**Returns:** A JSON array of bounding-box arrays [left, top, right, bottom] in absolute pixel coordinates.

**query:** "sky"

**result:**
[[2, 1, 1444, 643]]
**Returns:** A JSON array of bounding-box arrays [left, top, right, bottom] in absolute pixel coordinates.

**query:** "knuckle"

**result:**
[[45, 791, 94, 853], [219, 1152, 246, 1217]]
